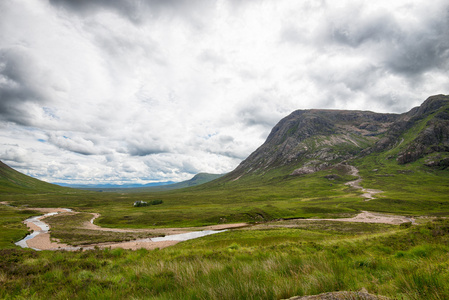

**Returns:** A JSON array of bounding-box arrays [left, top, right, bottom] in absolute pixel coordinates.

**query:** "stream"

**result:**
[[15, 209, 226, 251]]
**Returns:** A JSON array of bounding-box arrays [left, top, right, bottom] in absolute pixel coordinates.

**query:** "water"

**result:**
[[150, 230, 226, 242], [15, 209, 72, 250], [15, 208, 226, 250]]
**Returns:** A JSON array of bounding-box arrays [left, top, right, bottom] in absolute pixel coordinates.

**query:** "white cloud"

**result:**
[[0, 0, 448, 184]]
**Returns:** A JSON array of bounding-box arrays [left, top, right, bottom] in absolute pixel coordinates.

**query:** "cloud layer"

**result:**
[[1, 0, 448, 184]]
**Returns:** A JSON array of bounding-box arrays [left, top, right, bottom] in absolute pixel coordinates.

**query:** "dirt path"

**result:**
[[306, 210, 414, 225], [253, 211, 415, 231], [345, 165, 383, 201]]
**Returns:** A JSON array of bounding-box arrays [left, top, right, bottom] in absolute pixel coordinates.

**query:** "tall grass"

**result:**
[[1, 219, 449, 299]]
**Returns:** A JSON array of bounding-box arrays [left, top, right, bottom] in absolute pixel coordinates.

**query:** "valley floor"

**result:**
[[14, 204, 414, 251]]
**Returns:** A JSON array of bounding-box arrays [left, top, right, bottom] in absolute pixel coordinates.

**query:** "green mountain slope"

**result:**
[[0, 161, 73, 194]]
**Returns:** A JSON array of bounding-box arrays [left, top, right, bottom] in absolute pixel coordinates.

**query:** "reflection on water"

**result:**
[[15, 209, 72, 250], [151, 230, 226, 242], [15, 208, 226, 250]]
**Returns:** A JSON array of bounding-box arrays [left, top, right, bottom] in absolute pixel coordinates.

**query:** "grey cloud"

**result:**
[[47, 134, 101, 156], [215, 150, 248, 160], [318, 3, 449, 77], [280, 27, 308, 45], [126, 141, 170, 156], [0, 145, 29, 163], [198, 50, 227, 68], [385, 25, 449, 76], [237, 97, 283, 128], [181, 161, 199, 174], [218, 135, 234, 144], [199, 134, 249, 160], [50, 0, 215, 25], [326, 11, 398, 48], [0, 47, 60, 125]]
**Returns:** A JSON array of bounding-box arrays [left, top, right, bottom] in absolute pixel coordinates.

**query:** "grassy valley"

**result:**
[[1, 95, 449, 299]]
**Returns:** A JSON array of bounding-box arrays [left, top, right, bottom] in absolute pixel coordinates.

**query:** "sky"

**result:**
[[0, 0, 448, 185]]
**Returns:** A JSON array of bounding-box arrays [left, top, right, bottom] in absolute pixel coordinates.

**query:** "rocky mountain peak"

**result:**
[[227, 95, 449, 181]]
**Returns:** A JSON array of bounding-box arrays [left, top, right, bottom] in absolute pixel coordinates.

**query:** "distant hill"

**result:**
[[54, 181, 176, 189], [119, 173, 225, 192], [70, 173, 226, 192], [0, 159, 224, 194], [222, 94, 449, 181], [0, 161, 73, 194]]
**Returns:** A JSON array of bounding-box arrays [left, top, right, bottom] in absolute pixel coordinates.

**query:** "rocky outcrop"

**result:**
[[366, 95, 449, 163], [290, 160, 330, 175], [286, 290, 391, 300], [228, 109, 399, 179], [225, 95, 449, 181]]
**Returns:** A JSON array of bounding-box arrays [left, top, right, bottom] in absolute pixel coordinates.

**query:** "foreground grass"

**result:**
[[0, 205, 39, 248], [1, 219, 449, 299]]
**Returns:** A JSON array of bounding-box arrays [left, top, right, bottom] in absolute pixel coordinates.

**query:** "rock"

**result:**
[[285, 290, 391, 300], [220, 95, 449, 181], [324, 174, 341, 180], [291, 161, 329, 176]]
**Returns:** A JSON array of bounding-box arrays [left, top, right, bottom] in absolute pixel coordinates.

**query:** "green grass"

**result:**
[[45, 213, 163, 246], [1, 219, 448, 299], [0, 166, 364, 229], [2, 153, 448, 229], [353, 153, 449, 216], [0, 205, 39, 248], [1, 150, 448, 299]]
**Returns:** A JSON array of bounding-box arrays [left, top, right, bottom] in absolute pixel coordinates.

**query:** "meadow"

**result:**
[[1, 217, 449, 299], [1, 156, 449, 299]]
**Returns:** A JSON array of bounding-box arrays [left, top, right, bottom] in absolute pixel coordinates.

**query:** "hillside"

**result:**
[[97, 172, 225, 192], [141, 172, 225, 191], [224, 94, 449, 181], [0, 161, 73, 194], [1, 96, 448, 300]]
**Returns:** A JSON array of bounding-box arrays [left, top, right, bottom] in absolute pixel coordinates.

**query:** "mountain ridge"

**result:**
[[224, 94, 449, 181]]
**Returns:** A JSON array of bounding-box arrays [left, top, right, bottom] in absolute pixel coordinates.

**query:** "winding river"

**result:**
[[14, 208, 229, 251]]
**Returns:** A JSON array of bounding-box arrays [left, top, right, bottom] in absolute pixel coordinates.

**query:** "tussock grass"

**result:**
[[1, 219, 449, 299]]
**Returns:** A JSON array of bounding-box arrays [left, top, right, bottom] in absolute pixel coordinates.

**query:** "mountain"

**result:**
[[54, 181, 176, 189], [134, 173, 225, 192], [70, 173, 225, 192], [225, 94, 449, 181], [0, 161, 73, 194]]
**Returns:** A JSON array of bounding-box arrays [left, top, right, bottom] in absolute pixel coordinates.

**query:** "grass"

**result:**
[[1, 153, 448, 299], [1, 153, 448, 230], [0, 205, 39, 248], [45, 213, 163, 246], [1, 99, 449, 298], [1, 219, 448, 299]]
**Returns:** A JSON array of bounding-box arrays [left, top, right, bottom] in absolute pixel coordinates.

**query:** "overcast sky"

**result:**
[[1, 0, 448, 185]]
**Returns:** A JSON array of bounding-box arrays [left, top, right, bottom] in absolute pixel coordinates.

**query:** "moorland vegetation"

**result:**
[[0, 95, 448, 299]]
